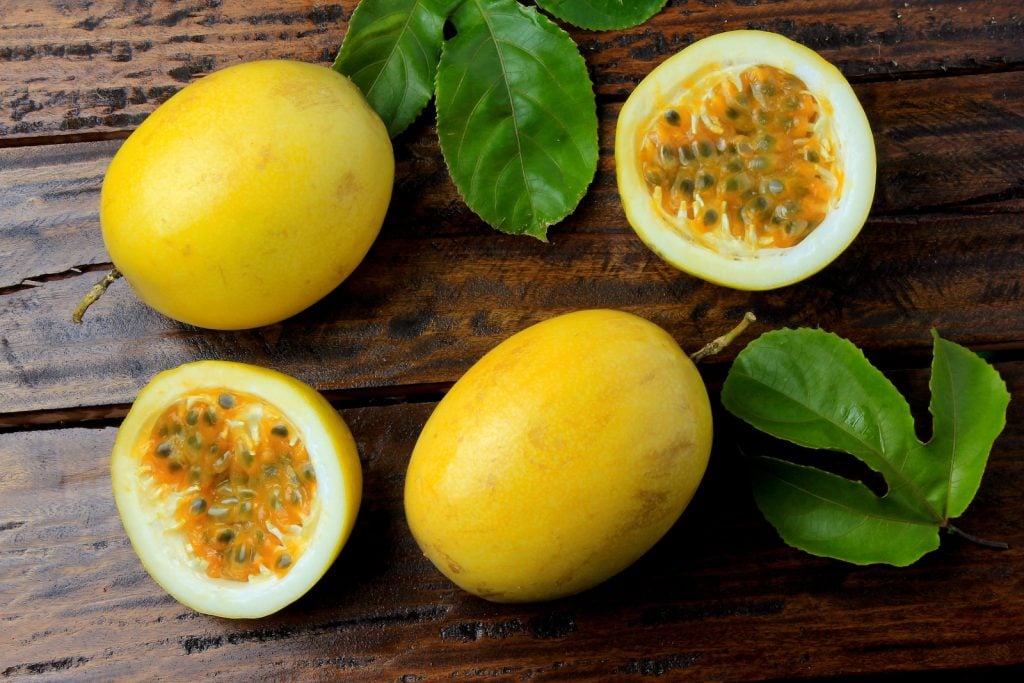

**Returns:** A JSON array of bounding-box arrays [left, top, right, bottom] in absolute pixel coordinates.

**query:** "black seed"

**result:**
[[644, 168, 665, 185], [187, 434, 202, 450], [726, 158, 743, 173], [762, 83, 777, 98], [271, 424, 289, 438], [276, 553, 292, 569], [698, 140, 714, 157], [189, 466, 202, 482], [301, 464, 316, 482], [676, 177, 695, 194], [168, 458, 183, 472], [725, 178, 739, 192], [697, 173, 715, 190], [753, 196, 770, 211], [660, 145, 676, 165], [190, 498, 207, 515], [241, 450, 254, 466], [725, 107, 740, 119], [679, 146, 695, 162], [218, 393, 236, 409], [239, 501, 253, 515], [156, 441, 173, 458], [186, 409, 199, 426], [204, 408, 218, 425], [703, 209, 719, 225], [806, 150, 820, 163], [209, 443, 218, 453], [158, 425, 169, 437], [216, 528, 235, 544], [664, 109, 681, 125]]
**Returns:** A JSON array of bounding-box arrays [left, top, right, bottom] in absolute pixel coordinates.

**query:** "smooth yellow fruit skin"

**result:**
[[111, 361, 362, 619], [404, 310, 713, 603], [101, 60, 394, 329]]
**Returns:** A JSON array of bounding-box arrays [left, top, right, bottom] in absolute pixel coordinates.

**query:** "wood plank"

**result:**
[[1, 204, 1022, 417], [2, 362, 1022, 679], [3, 67, 1021, 290], [1, 71, 1022, 416], [2, 0, 1023, 139]]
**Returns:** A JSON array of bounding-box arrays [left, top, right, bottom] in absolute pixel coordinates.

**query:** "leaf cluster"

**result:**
[[722, 328, 1010, 566], [334, 0, 666, 239]]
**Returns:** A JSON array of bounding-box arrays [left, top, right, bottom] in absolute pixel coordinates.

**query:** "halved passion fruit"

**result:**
[[111, 361, 361, 618], [616, 30, 876, 290]]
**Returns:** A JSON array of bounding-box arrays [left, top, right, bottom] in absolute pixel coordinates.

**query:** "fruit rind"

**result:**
[[404, 309, 712, 602], [101, 60, 394, 329], [616, 30, 876, 290], [111, 361, 361, 619]]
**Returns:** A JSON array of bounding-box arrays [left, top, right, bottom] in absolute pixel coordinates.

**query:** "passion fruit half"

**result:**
[[111, 361, 361, 618], [616, 30, 876, 290]]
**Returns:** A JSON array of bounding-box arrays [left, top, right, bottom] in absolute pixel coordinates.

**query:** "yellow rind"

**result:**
[[111, 361, 361, 619], [101, 60, 394, 329], [615, 30, 876, 290], [404, 310, 712, 603]]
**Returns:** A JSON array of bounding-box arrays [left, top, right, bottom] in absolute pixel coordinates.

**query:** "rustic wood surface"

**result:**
[[1, 0, 1022, 680]]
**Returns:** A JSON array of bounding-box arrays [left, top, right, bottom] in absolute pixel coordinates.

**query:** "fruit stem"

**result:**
[[690, 311, 757, 363], [946, 524, 1010, 550], [71, 267, 123, 324]]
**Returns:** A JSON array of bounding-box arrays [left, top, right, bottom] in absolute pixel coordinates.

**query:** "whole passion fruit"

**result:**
[[404, 310, 712, 603], [100, 60, 393, 329], [616, 30, 875, 290], [111, 361, 362, 618]]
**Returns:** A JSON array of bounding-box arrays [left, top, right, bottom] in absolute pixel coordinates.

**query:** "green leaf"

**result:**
[[535, 0, 668, 30], [333, 0, 455, 138], [723, 328, 1010, 566], [435, 0, 599, 238]]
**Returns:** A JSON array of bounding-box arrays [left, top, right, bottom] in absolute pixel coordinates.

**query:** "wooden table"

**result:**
[[2, 1, 1022, 679]]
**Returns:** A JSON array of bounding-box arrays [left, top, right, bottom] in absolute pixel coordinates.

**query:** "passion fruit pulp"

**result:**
[[616, 30, 876, 290], [111, 361, 361, 618]]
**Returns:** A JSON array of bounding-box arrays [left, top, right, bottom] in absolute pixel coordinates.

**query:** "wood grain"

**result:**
[[2, 0, 1023, 139], [2, 360, 1024, 679], [2, 362, 1022, 680], [1, 67, 1022, 417]]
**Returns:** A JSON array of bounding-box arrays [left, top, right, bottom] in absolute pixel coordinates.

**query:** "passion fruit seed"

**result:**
[[141, 389, 317, 582], [639, 64, 842, 250]]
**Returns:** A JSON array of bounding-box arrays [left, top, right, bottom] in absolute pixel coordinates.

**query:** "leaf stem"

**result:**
[[946, 524, 1010, 550], [72, 267, 122, 324], [690, 311, 757, 363]]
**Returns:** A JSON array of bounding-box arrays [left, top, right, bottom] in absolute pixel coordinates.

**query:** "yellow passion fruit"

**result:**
[[404, 310, 713, 603], [100, 60, 394, 330], [616, 30, 876, 290], [111, 361, 362, 618]]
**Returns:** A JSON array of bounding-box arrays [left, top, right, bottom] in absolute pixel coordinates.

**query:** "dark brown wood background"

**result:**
[[2, 1, 1022, 679]]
